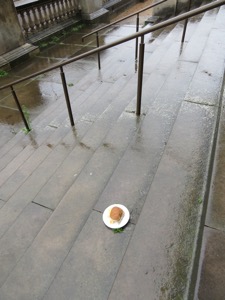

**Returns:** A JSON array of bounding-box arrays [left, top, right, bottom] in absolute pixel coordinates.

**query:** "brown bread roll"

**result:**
[[110, 206, 123, 222]]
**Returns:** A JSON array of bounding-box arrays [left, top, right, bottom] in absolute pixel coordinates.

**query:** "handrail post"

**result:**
[[96, 32, 101, 70], [136, 35, 145, 116], [60, 66, 75, 126], [181, 0, 192, 42], [135, 13, 140, 72], [10, 85, 31, 132]]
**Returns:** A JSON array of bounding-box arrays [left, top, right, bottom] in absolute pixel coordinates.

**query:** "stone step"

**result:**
[[0, 74, 130, 202], [0, 21, 186, 293], [22, 11, 225, 300], [0, 29, 136, 158], [0, 7, 224, 299], [0, 22, 200, 298], [0, 78, 144, 300], [0, 202, 51, 288], [107, 99, 218, 300], [179, 7, 219, 63], [39, 54, 198, 300]]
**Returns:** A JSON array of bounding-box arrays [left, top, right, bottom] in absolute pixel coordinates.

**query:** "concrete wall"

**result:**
[[80, 0, 103, 14], [0, 0, 24, 55], [152, 0, 203, 18]]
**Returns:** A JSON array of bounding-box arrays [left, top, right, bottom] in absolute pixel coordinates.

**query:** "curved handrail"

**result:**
[[81, 0, 167, 41], [1, 0, 225, 130]]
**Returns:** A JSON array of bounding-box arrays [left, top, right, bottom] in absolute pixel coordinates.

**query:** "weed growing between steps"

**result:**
[[21, 105, 31, 134], [0, 70, 8, 78]]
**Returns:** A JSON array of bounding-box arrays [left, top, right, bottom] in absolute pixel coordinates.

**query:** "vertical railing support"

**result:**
[[135, 13, 140, 72], [181, 0, 192, 42], [136, 35, 145, 116], [60, 66, 75, 126], [96, 32, 101, 70], [11, 85, 31, 132], [174, 0, 178, 16]]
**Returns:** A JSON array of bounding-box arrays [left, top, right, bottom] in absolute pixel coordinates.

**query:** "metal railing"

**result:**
[[82, 0, 167, 70], [1, 0, 225, 132]]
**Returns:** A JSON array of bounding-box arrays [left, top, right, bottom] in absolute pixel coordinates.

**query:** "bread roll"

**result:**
[[110, 206, 123, 222]]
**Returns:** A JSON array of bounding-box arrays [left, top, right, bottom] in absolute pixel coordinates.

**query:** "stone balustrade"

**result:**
[[16, 0, 79, 37]]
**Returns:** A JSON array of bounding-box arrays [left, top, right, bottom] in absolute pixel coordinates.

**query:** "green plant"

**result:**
[[49, 36, 60, 45], [71, 23, 85, 32], [39, 42, 49, 49], [113, 228, 124, 233], [21, 105, 31, 134], [0, 70, 8, 77], [67, 83, 74, 87], [198, 197, 203, 204]]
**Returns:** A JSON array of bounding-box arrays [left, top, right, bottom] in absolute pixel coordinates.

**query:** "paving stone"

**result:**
[[206, 91, 225, 231], [0, 144, 35, 182], [196, 227, 225, 300], [33, 75, 132, 210], [0, 111, 141, 300], [179, 8, 219, 63], [213, 5, 225, 29], [184, 27, 225, 106], [95, 60, 197, 220], [108, 101, 216, 300], [43, 211, 134, 300], [143, 23, 184, 75], [0, 202, 51, 288], [0, 7, 224, 300], [0, 145, 51, 201], [0, 143, 73, 239]]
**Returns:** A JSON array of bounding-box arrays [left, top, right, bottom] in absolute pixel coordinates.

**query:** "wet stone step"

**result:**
[[107, 100, 217, 300], [95, 59, 198, 219], [0, 142, 75, 239], [32, 76, 133, 210], [42, 211, 134, 300], [179, 8, 219, 63], [143, 23, 184, 75], [0, 107, 143, 300], [183, 26, 225, 106], [0, 79, 109, 174], [0, 74, 138, 238], [0, 202, 51, 288]]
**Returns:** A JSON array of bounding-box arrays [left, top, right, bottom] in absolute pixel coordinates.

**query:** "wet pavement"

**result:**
[[194, 86, 225, 300], [0, 3, 225, 300]]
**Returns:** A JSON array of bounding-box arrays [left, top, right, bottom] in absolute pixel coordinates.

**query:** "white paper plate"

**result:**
[[102, 204, 130, 229]]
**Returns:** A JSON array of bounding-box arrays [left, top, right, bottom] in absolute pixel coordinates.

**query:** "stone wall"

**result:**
[[80, 0, 103, 14], [152, 0, 204, 19], [0, 0, 24, 55]]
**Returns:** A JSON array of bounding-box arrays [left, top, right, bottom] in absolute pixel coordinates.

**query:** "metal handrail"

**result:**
[[81, 0, 167, 69], [1, 0, 225, 130]]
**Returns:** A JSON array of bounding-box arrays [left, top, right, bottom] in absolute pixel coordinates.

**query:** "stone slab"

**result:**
[[0, 145, 51, 201], [0, 202, 51, 287], [43, 211, 134, 300], [206, 90, 225, 230], [0, 142, 73, 239], [179, 9, 218, 63], [184, 27, 225, 106], [108, 101, 216, 299], [33, 76, 132, 210], [95, 60, 197, 220], [195, 227, 225, 300], [0, 110, 141, 300]]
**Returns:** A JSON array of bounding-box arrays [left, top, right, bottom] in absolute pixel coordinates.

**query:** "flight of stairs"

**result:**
[[0, 5, 224, 299]]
